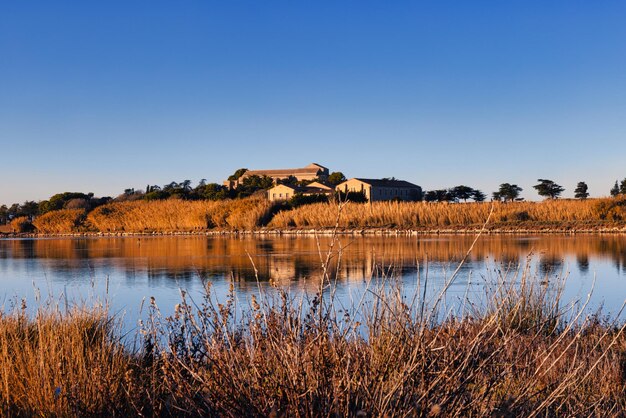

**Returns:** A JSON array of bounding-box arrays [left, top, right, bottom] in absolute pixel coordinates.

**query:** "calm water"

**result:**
[[1, 234, 626, 329]]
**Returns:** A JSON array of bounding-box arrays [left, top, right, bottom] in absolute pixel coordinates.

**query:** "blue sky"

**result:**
[[1, 1, 625, 203]]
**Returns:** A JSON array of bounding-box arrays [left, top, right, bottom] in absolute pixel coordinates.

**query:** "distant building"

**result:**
[[335, 178, 422, 202], [224, 163, 329, 189], [267, 181, 334, 202]]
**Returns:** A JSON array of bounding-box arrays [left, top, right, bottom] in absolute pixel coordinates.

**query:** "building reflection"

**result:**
[[1, 234, 626, 288]]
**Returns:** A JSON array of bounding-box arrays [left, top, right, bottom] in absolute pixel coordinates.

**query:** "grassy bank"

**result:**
[[5, 196, 626, 235], [269, 197, 626, 230], [2, 264, 626, 416]]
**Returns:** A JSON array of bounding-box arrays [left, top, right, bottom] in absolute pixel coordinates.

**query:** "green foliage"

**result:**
[[144, 190, 171, 201], [424, 186, 485, 203], [493, 183, 523, 202], [39, 192, 93, 215], [472, 189, 487, 202], [574, 182, 589, 200], [327, 172, 347, 186], [424, 190, 453, 202], [228, 168, 248, 181], [610, 181, 620, 197], [621, 179, 626, 195], [0, 205, 8, 225], [289, 193, 329, 207], [451, 185, 474, 202], [533, 179, 564, 199], [337, 190, 368, 203], [236, 175, 274, 198], [198, 183, 231, 201], [276, 176, 298, 186]]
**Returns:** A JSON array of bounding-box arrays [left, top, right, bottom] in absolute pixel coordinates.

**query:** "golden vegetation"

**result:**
[[0, 303, 134, 416], [9, 216, 33, 233], [2, 266, 626, 416], [32, 209, 86, 234], [269, 197, 626, 229], [86, 198, 275, 232], [9, 196, 626, 234]]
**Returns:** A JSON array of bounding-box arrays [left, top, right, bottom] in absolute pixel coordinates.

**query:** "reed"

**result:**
[[32, 209, 86, 234], [86, 198, 275, 232], [9, 216, 33, 233], [269, 197, 626, 230], [0, 301, 137, 416], [2, 255, 626, 416]]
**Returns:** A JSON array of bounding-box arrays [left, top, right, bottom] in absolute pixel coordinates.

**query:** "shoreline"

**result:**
[[2, 224, 626, 238]]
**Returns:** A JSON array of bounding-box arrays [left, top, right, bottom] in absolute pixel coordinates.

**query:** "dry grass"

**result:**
[[269, 197, 626, 230], [2, 256, 626, 416], [9, 217, 33, 233], [0, 301, 137, 417], [15, 196, 626, 234], [86, 198, 275, 232], [33, 209, 86, 234]]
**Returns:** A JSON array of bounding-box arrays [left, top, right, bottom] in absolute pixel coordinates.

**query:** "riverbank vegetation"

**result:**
[[269, 197, 626, 230], [2, 258, 626, 416], [2, 196, 626, 234]]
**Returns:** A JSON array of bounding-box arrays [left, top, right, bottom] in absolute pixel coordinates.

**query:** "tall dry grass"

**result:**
[[86, 198, 275, 232], [269, 197, 626, 229], [9, 216, 33, 233], [2, 253, 626, 415], [0, 302, 138, 416], [33, 209, 86, 234]]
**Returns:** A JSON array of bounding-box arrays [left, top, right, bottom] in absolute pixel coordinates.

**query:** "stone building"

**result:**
[[335, 178, 422, 202], [224, 163, 329, 189], [267, 181, 334, 202]]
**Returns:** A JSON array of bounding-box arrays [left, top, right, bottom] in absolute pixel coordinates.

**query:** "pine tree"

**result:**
[[610, 181, 620, 197], [574, 182, 589, 200], [533, 179, 564, 199]]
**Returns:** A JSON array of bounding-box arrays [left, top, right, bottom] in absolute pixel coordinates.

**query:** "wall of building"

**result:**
[[267, 185, 296, 202]]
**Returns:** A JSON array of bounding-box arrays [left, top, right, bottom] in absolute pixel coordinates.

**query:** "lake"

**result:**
[[1, 234, 625, 329]]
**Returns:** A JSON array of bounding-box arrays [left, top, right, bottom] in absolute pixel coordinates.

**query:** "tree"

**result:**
[[472, 189, 486, 202], [228, 168, 248, 181], [621, 178, 626, 195], [0, 205, 8, 225], [574, 182, 589, 200], [277, 176, 298, 186], [20, 201, 39, 220], [180, 180, 193, 191], [610, 181, 620, 197], [424, 189, 454, 202], [237, 175, 274, 198], [327, 172, 347, 186], [493, 183, 522, 202], [199, 183, 231, 200], [533, 179, 564, 199], [451, 185, 474, 202]]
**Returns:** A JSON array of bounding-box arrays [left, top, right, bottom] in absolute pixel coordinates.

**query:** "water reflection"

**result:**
[[2, 234, 626, 327], [1, 234, 626, 285]]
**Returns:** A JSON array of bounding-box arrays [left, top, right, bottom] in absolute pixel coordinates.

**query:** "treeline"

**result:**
[[3, 173, 626, 231], [423, 179, 593, 203], [7, 195, 626, 234], [0, 168, 346, 227]]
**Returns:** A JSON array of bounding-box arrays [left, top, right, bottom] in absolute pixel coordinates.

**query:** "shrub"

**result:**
[[10, 216, 34, 233], [33, 209, 86, 233]]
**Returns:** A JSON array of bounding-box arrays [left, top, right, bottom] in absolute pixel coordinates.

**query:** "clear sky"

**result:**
[[1, 1, 625, 204]]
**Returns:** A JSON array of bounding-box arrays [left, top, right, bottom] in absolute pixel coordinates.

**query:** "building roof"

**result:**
[[268, 183, 334, 194], [353, 178, 421, 188], [244, 167, 323, 177]]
